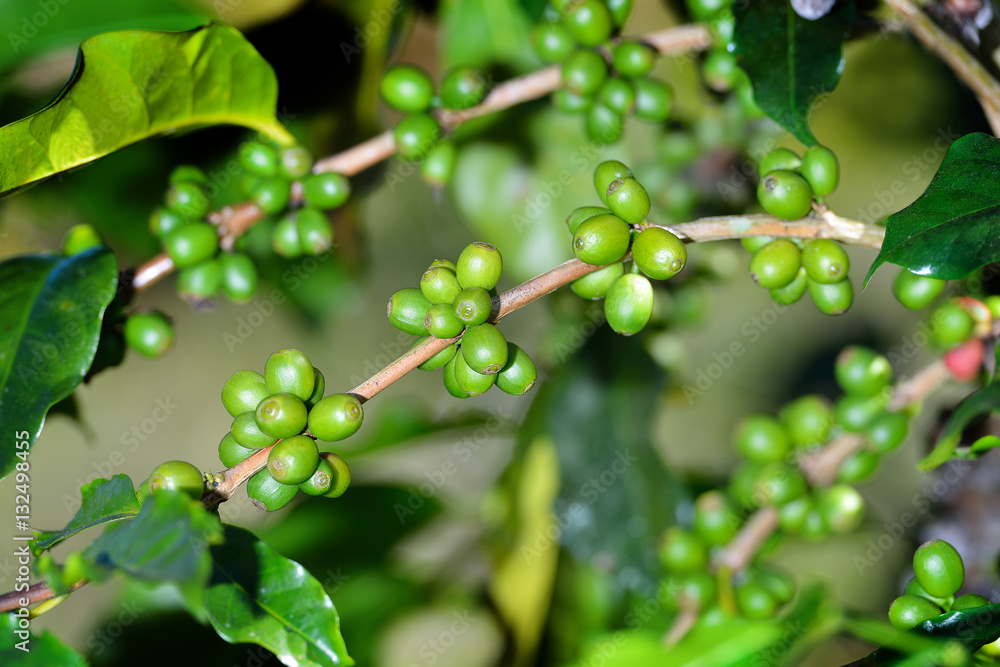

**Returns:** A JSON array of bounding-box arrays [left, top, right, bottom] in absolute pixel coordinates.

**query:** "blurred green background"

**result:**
[[0, 0, 995, 664]]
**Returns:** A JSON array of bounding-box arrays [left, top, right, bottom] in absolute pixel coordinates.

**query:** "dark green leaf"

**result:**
[[0, 247, 117, 480], [918, 382, 1000, 470], [0, 22, 293, 198], [32, 474, 139, 555], [733, 0, 855, 145], [0, 612, 87, 666], [204, 525, 353, 667], [865, 133, 1000, 286], [83, 490, 222, 583]]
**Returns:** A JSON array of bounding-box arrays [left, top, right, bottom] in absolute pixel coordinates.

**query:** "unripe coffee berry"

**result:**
[[736, 582, 779, 621], [232, 411, 278, 449], [442, 354, 471, 399], [454, 287, 494, 326], [562, 49, 608, 96], [246, 469, 298, 512], [414, 338, 459, 371], [800, 145, 839, 196], [606, 177, 650, 225], [267, 434, 320, 485], [733, 414, 790, 463], [124, 311, 175, 358], [567, 206, 610, 235], [457, 242, 503, 290], [272, 214, 303, 259], [565, 0, 613, 46], [837, 449, 879, 484], [62, 224, 103, 256], [380, 64, 434, 113], [220, 253, 258, 303], [295, 208, 334, 255], [251, 177, 291, 215], [440, 66, 487, 109], [605, 273, 653, 336], [496, 343, 537, 395], [453, 350, 496, 396], [239, 141, 279, 176], [585, 104, 624, 143], [425, 303, 465, 339], [218, 432, 255, 468], [422, 140, 457, 187], [532, 22, 575, 63], [632, 227, 687, 280], [164, 222, 219, 269], [149, 461, 204, 499], [606, 0, 631, 27], [169, 165, 209, 185], [769, 267, 809, 305], [460, 323, 508, 374], [320, 453, 352, 498], [759, 148, 801, 175], [306, 367, 325, 409], [659, 527, 707, 573], [808, 277, 853, 315], [752, 462, 806, 506], [757, 170, 812, 220], [913, 539, 965, 598], [781, 394, 833, 447], [693, 490, 740, 545], [299, 457, 334, 496], [865, 411, 908, 454], [835, 346, 893, 397], [388, 288, 434, 335], [632, 78, 673, 123], [929, 301, 975, 349], [222, 369, 269, 417], [893, 269, 946, 311], [571, 262, 625, 300], [308, 394, 364, 442], [573, 214, 630, 266], [952, 594, 990, 611], [279, 145, 313, 180], [613, 41, 655, 78], [597, 78, 636, 115], [889, 595, 943, 631], [394, 114, 440, 160], [255, 393, 309, 439], [749, 239, 801, 289], [802, 239, 849, 284], [817, 484, 865, 533], [166, 181, 209, 220], [303, 172, 351, 210], [264, 349, 315, 401], [149, 208, 187, 239], [593, 161, 633, 204]]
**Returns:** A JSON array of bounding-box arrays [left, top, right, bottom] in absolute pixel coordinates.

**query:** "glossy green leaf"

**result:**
[[83, 490, 222, 583], [865, 133, 1000, 286], [918, 382, 1000, 470], [205, 525, 353, 667], [0, 612, 87, 666], [733, 0, 855, 145], [0, 247, 117, 481], [0, 22, 293, 198], [32, 474, 139, 555]]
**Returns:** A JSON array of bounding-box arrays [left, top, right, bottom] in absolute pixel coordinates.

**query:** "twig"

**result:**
[[714, 506, 780, 572], [0, 579, 85, 615]]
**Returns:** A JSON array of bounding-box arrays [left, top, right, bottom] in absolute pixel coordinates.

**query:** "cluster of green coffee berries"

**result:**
[[379, 63, 489, 187], [219, 349, 354, 511], [566, 160, 687, 335], [740, 235, 852, 315], [531, 1, 672, 141], [387, 243, 538, 398], [889, 539, 993, 630], [755, 145, 839, 220]]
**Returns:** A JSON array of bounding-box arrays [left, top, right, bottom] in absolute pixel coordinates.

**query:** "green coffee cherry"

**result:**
[[632, 78, 673, 123], [667, 572, 717, 610], [757, 170, 813, 220], [414, 338, 459, 371], [930, 301, 975, 349], [246, 468, 298, 512], [267, 434, 319, 485], [442, 353, 471, 398], [306, 367, 325, 409], [425, 303, 465, 338], [272, 213, 304, 258], [554, 89, 592, 114], [166, 181, 210, 220], [264, 349, 315, 401], [421, 140, 457, 187], [148, 461, 204, 499], [164, 222, 219, 269], [817, 484, 865, 533], [702, 50, 741, 92], [889, 595, 944, 631], [239, 141, 279, 176], [571, 261, 625, 299], [177, 259, 222, 301], [769, 267, 809, 305], [606, 177, 650, 225], [440, 66, 487, 109], [586, 104, 624, 143], [453, 350, 496, 396], [597, 78, 635, 115], [749, 239, 801, 289], [736, 582, 779, 620], [952, 594, 990, 611], [573, 214, 631, 266], [659, 527, 707, 573], [169, 165, 209, 185], [759, 148, 801, 175], [279, 146, 313, 180], [429, 258, 457, 272], [457, 242, 503, 290], [567, 206, 611, 235], [62, 224, 104, 256], [866, 411, 908, 454], [835, 395, 887, 432], [614, 41, 655, 77], [593, 161, 634, 204], [496, 343, 537, 395], [740, 236, 774, 253], [781, 394, 833, 447], [808, 277, 853, 315], [632, 227, 687, 280], [251, 177, 292, 215], [565, 0, 613, 46], [220, 252, 259, 303], [303, 172, 351, 210], [801, 508, 830, 540], [606, 0, 632, 25], [835, 346, 893, 396], [255, 393, 309, 439], [394, 114, 440, 160], [733, 414, 790, 463], [149, 208, 187, 239], [460, 323, 508, 374], [454, 286, 494, 325], [904, 577, 952, 609], [222, 370, 270, 417], [693, 490, 740, 545], [604, 273, 653, 336], [532, 22, 575, 63], [299, 457, 334, 496], [295, 208, 334, 255], [232, 411, 278, 449], [749, 567, 796, 604], [320, 453, 352, 498], [778, 496, 812, 534], [562, 49, 608, 96], [218, 432, 256, 468], [893, 270, 946, 311], [308, 394, 364, 442], [124, 311, 175, 358], [837, 449, 879, 484], [752, 462, 806, 506], [802, 239, 849, 284], [380, 64, 434, 113], [800, 145, 839, 196], [914, 539, 965, 598], [388, 288, 434, 335]]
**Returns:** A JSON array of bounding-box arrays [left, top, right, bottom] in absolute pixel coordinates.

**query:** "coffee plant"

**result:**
[[5, 0, 1000, 665]]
